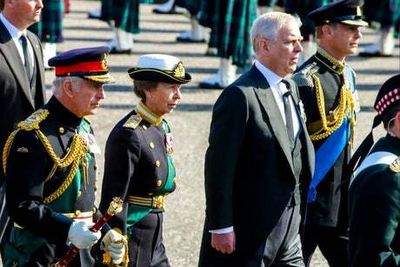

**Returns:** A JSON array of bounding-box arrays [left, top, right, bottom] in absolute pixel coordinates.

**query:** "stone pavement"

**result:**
[[50, 1, 400, 266]]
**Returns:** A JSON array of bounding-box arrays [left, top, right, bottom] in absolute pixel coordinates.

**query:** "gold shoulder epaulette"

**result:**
[[17, 109, 49, 131], [292, 63, 317, 88], [123, 114, 142, 129], [390, 157, 400, 173]]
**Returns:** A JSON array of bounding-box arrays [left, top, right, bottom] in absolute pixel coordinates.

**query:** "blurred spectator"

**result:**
[[359, 0, 400, 57]]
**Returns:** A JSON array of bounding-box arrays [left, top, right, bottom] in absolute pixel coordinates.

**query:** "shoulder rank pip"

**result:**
[[123, 114, 143, 129], [390, 157, 400, 173]]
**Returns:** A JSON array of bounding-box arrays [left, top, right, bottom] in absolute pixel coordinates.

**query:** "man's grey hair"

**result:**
[[250, 12, 301, 52], [52, 76, 83, 97]]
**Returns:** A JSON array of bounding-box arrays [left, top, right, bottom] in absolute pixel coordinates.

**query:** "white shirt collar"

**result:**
[[0, 13, 26, 39], [254, 60, 286, 91]]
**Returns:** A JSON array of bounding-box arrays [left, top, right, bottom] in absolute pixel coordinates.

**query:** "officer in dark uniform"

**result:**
[[349, 74, 400, 267], [98, 54, 191, 267], [292, 0, 368, 266], [2, 46, 125, 266]]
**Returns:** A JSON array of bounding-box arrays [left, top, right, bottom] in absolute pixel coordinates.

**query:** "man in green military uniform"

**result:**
[[2, 46, 126, 266], [349, 74, 400, 267], [292, 0, 367, 266], [99, 54, 191, 267]]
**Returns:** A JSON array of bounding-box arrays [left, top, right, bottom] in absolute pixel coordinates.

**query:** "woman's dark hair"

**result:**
[[133, 80, 158, 101]]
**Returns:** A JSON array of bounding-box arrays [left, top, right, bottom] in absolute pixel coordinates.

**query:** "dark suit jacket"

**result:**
[[0, 20, 46, 245], [199, 65, 315, 267]]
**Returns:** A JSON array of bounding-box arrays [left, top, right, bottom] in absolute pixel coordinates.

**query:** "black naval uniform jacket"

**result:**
[[99, 107, 176, 236], [293, 48, 356, 228], [4, 96, 99, 266], [349, 135, 400, 267]]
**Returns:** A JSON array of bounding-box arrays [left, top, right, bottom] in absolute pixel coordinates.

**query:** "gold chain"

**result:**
[[310, 74, 355, 141], [36, 130, 88, 204], [43, 156, 81, 204], [36, 131, 87, 168], [2, 129, 20, 176]]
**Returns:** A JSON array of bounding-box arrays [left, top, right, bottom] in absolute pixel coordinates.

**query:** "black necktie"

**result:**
[[20, 35, 33, 81], [282, 89, 294, 143]]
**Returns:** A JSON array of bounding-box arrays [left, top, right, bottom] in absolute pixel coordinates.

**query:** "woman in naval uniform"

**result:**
[[99, 54, 191, 267]]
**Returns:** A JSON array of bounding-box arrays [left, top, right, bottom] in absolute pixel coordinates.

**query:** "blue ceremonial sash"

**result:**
[[307, 64, 356, 203], [307, 118, 350, 203]]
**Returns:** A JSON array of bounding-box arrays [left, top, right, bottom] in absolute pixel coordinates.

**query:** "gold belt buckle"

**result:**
[[152, 195, 164, 208]]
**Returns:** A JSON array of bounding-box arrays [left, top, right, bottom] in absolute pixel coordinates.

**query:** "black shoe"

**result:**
[[109, 47, 132, 54], [176, 36, 206, 43], [152, 8, 183, 14], [359, 51, 393, 57]]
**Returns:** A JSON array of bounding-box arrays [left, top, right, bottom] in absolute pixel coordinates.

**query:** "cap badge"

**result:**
[[101, 54, 108, 71], [173, 62, 185, 78], [356, 6, 362, 16]]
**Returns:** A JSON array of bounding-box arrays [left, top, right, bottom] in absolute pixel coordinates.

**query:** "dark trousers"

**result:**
[[128, 212, 170, 267], [262, 203, 304, 267], [301, 224, 348, 267]]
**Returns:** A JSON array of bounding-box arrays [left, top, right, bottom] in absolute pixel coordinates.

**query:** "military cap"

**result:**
[[48, 46, 114, 84], [348, 74, 400, 174], [128, 54, 192, 84], [374, 74, 400, 117], [308, 0, 368, 27]]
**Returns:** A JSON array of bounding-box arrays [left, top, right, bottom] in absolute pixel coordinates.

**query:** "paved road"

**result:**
[[50, 1, 400, 266]]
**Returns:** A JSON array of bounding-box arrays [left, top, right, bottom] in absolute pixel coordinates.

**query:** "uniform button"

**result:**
[[59, 127, 65, 134], [149, 142, 155, 149], [77, 191, 82, 198], [142, 125, 147, 130], [75, 210, 81, 217], [156, 179, 162, 187], [155, 160, 160, 167]]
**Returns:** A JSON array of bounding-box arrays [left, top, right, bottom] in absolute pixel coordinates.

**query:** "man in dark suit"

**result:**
[[0, 0, 46, 258], [198, 12, 315, 267]]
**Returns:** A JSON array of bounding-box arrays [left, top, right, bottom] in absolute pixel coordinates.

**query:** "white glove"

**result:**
[[101, 229, 127, 265], [67, 221, 101, 249]]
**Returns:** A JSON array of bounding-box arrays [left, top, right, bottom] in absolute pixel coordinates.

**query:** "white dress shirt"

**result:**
[[254, 60, 300, 139], [0, 13, 35, 70]]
